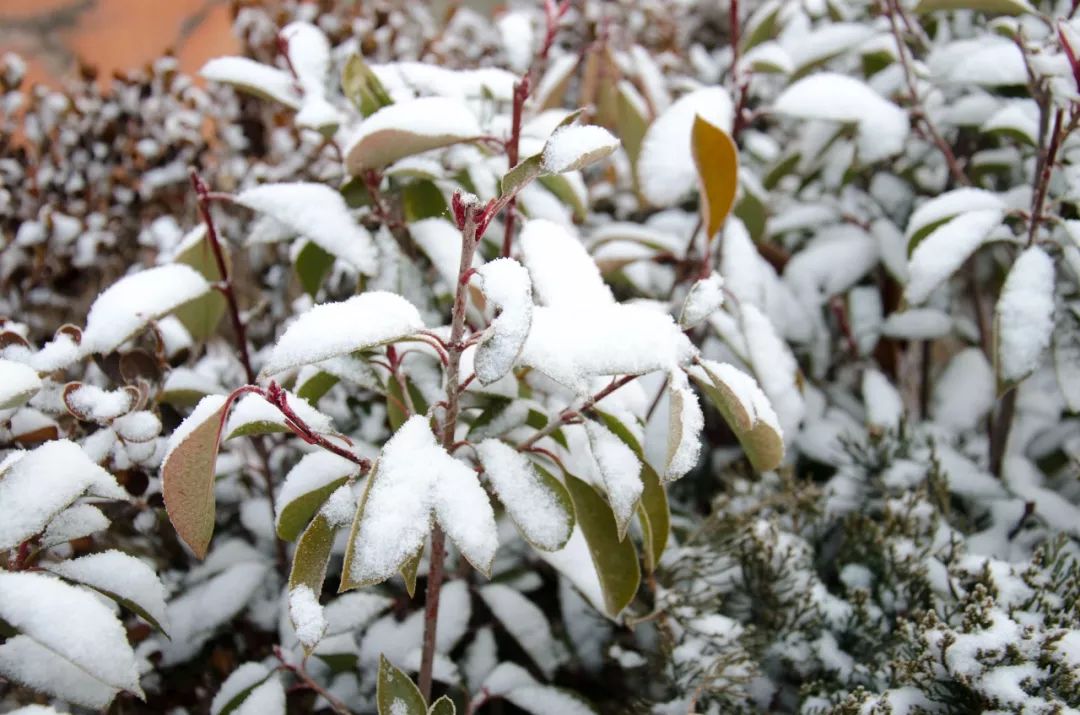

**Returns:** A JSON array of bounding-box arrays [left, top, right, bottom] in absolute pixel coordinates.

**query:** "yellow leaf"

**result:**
[[691, 114, 739, 240]]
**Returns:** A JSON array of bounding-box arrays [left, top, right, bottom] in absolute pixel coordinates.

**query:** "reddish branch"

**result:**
[[516, 373, 639, 451]]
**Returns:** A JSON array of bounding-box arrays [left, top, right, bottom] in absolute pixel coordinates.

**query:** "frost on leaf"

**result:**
[[0, 439, 123, 551], [0, 358, 41, 409], [689, 359, 784, 472], [541, 124, 620, 173], [0, 571, 143, 697], [994, 246, 1055, 388], [161, 394, 229, 559], [638, 87, 734, 206], [345, 97, 481, 173], [235, 183, 377, 275], [276, 451, 360, 541], [665, 370, 704, 482], [679, 272, 724, 329], [584, 419, 643, 538], [45, 550, 170, 633], [773, 72, 909, 162], [80, 264, 211, 355], [342, 416, 497, 589], [476, 439, 573, 551], [474, 258, 533, 385], [260, 291, 424, 376], [905, 209, 1003, 305]]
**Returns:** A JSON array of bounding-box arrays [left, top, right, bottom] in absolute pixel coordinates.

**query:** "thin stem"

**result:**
[[516, 374, 638, 451], [265, 382, 372, 470], [419, 195, 482, 701], [1028, 107, 1065, 247], [274, 647, 352, 715], [990, 388, 1017, 478]]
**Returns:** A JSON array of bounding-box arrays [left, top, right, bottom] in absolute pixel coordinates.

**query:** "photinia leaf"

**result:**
[[690, 361, 784, 473], [212, 663, 273, 715], [345, 97, 481, 173], [277, 476, 351, 542], [402, 179, 449, 222], [295, 370, 340, 404], [161, 395, 228, 559], [914, 0, 1034, 14], [637, 462, 670, 573], [342, 53, 393, 116], [562, 471, 641, 618], [429, 695, 456, 715], [0, 358, 41, 410], [501, 154, 545, 198], [288, 514, 335, 654], [294, 240, 335, 298], [691, 114, 739, 240], [45, 550, 169, 635], [172, 225, 228, 342], [399, 544, 424, 598], [377, 655, 427, 715]]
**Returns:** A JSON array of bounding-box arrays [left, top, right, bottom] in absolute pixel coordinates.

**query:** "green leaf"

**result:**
[[594, 409, 643, 455], [341, 177, 373, 208], [691, 115, 739, 240], [296, 371, 340, 404], [501, 154, 544, 198], [288, 513, 336, 654], [161, 395, 228, 559], [538, 174, 587, 222], [344, 98, 481, 173], [342, 54, 393, 116], [562, 471, 641, 617], [526, 408, 569, 448], [400, 544, 423, 598], [387, 376, 429, 432], [429, 696, 456, 715], [295, 240, 335, 298], [690, 361, 784, 473], [402, 179, 449, 222], [377, 655, 427, 715], [637, 462, 669, 573], [742, 0, 783, 50], [215, 670, 273, 715], [277, 476, 351, 542], [615, 82, 649, 169], [914, 0, 1034, 14], [172, 227, 227, 342]]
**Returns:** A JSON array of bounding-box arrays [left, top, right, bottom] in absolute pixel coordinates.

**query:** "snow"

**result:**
[[276, 452, 359, 525], [65, 384, 133, 421], [474, 258, 533, 385], [666, 370, 704, 481], [783, 226, 879, 303], [260, 291, 424, 376], [0, 439, 124, 551], [741, 304, 803, 439], [480, 583, 563, 678], [45, 550, 169, 632], [773, 73, 908, 162], [933, 39, 1027, 87], [0, 358, 40, 409], [226, 390, 332, 438], [235, 675, 285, 715], [905, 188, 1006, 243], [0, 635, 119, 709], [280, 22, 330, 98], [347, 416, 497, 585], [113, 411, 162, 443], [370, 62, 516, 102], [638, 87, 734, 206], [323, 592, 393, 636], [476, 439, 572, 550], [679, 272, 724, 328], [235, 183, 377, 275], [211, 662, 271, 715], [0, 571, 142, 694], [498, 11, 534, 72], [995, 246, 1054, 384], [520, 219, 614, 307], [584, 419, 643, 535], [344, 96, 482, 172], [41, 504, 109, 548], [520, 304, 696, 393], [542, 125, 620, 173], [320, 484, 357, 528], [862, 368, 903, 430], [932, 348, 995, 432], [906, 209, 1004, 305], [200, 57, 302, 109], [80, 264, 211, 355], [880, 309, 952, 339], [289, 584, 327, 649]]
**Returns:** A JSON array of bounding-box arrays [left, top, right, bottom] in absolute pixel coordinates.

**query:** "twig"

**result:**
[[274, 646, 352, 715], [516, 374, 638, 451]]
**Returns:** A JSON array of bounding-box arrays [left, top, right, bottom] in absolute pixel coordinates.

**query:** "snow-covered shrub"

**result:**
[[2, 0, 1080, 713]]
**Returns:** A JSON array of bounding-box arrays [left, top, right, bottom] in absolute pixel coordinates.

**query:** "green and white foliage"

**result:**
[[3, 0, 1080, 712]]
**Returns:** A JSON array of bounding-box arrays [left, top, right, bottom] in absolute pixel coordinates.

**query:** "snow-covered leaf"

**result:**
[[377, 655, 426, 715], [665, 370, 704, 481], [561, 471, 640, 618], [862, 369, 903, 431], [40, 504, 109, 549], [904, 188, 1005, 252], [480, 583, 564, 678], [638, 87, 734, 206], [288, 583, 327, 653], [341, 416, 497, 589], [474, 259, 533, 385], [994, 246, 1054, 389], [342, 53, 393, 116], [0, 571, 142, 696], [224, 390, 332, 441], [584, 419, 643, 539], [689, 360, 784, 472], [905, 209, 1003, 305], [235, 183, 377, 275], [680, 272, 725, 329], [261, 291, 424, 376], [691, 115, 738, 239], [476, 439, 573, 551], [45, 550, 169, 633], [0, 439, 123, 551], [81, 264, 211, 355], [773, 73, 909, 162], [276, 451, 360, 541], [235, 676, 285, 715], [170, 224, 227, 342], [211, 662, 273, 715], [0, 635, 119, 709], [914, 0, 1034, 14], [161, 395, 228, 559], [345, 97, 481, 173], [63, 383, 135, 422], [0, 358, 40, 409], [542, 124, 619, 173], [1054, 303, 1080, 413], [200, 57, 301, 108], [520, 219, 613, 307], [288, 489, 354, 620]]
